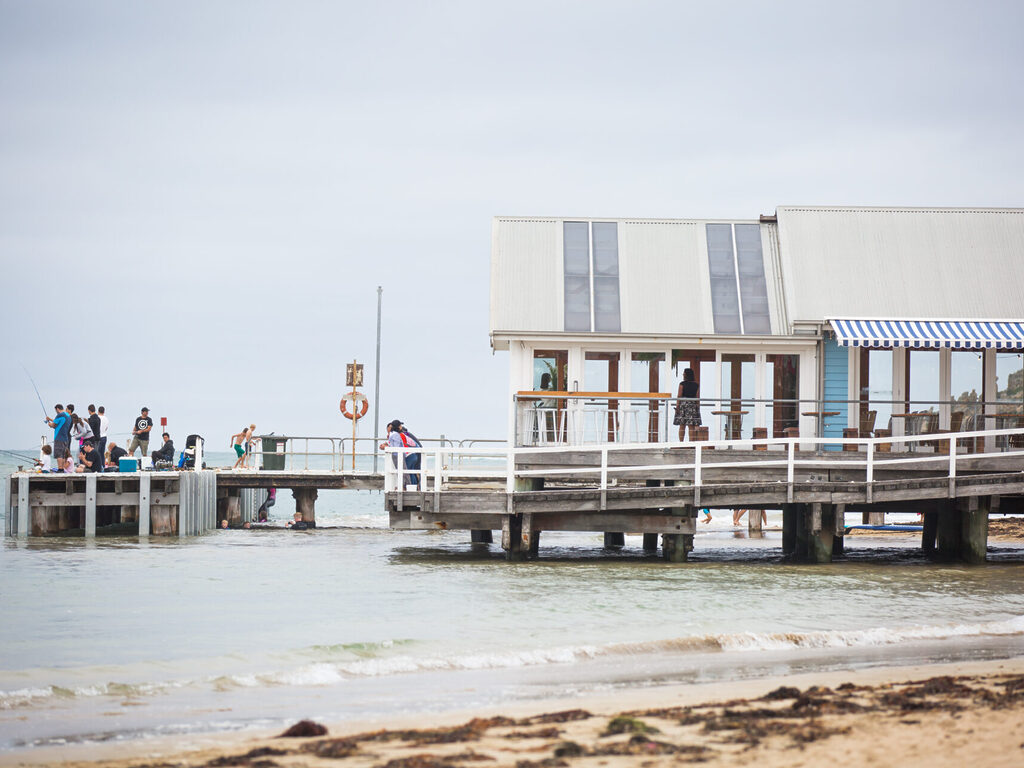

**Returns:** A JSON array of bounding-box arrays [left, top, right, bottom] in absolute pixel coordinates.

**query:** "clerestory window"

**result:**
[[563, 221, 620, 332]]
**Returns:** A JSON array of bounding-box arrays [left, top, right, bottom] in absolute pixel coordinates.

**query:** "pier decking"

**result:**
[[6, 428, 1024, 566]]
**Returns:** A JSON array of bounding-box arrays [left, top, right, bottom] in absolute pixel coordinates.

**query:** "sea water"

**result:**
[[2, 452, 1023, 753]]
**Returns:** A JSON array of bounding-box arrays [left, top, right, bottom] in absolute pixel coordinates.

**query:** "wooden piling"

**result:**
[[502, 514, 525, 561], [470, 529, 493, 543], [782, 504, 797, 555], [661, 533, 691, 562], [292, 488, 318, 525], [603, 531, 625, 548], [225, 488, 242, 527], [936, 501, 961, 560], [959, 496, 990, 565], [921, 509, 939, 552], [642, 533, 659, 551], [808, 503, 834, 563]]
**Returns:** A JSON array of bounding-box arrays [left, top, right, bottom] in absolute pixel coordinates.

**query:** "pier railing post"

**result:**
[[138, 473, 151, 536], [866, 442, 874, 504], [599, 448, 608, 510], [693, 445, 702, 508], [17, 476, 29, 539], [948, 438, 957, 497], [85, 475, 97, 538], [786, 441, 795, 503]]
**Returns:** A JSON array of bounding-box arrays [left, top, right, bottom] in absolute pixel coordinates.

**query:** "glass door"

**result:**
[[584, 352, 620, 442]]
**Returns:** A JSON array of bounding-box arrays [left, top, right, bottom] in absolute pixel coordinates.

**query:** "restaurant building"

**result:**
[[489, 206, 1024, 448]]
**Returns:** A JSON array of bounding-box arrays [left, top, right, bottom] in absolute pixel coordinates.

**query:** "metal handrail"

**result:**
[[383, 425, 1024, 502]]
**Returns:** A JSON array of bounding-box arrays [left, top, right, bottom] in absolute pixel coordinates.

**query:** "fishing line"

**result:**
[[0, 449, 38, 463], [21, 365, 48, 418]]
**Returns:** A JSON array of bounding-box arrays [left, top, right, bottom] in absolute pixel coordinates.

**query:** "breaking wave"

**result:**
[[3, 615, 1022, 709]]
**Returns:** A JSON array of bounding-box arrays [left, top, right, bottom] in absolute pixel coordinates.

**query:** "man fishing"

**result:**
[[44, 404, 72, 472]]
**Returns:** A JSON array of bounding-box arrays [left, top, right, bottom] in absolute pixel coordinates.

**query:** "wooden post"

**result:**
[[138, 473, 151, 536], [85, 474, 97, 538], [470, 529, 493, 543], [936, 501, 960, 560], [642, 533, 659, 551], [782, 504, 797, 555], [747, 509, 764, 534], [862, 511, 885, 525], [502, 514, 524, 561], [17, 476, 29, 539], [292, 488, 317, 524], [521, 513, 540, 557], [603, 531, 625, 548], [226, 488, 242, 526], [661, 534, 686, 562], [921, 509, 939, 552], [808, 503, 834, 563], [959, 496, 989, 565]]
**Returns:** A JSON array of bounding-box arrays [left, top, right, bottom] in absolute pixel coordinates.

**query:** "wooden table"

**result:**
[[711, 410, 749, 441]]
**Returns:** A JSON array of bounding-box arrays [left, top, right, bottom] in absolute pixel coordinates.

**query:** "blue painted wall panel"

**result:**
[[823, 338, 849, 449]]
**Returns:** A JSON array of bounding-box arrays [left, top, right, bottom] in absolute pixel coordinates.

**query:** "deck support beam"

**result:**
[[85, 475, 97, 538]]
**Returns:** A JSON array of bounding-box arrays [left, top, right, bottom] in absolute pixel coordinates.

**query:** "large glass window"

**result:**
[[706, 224, 740, 334], [906, 349, 940, 435], [996, 352, 1024, 416], [766, 354, 800, 437], [720, 353, 755, 439], [630, 353, 666, 442], [671, 349, 715, 429], [563, 222, 591, 332], [951, 350, 984, 430], [735, 224, 771, 334], [584, 352, 620, 442], [861, 349, 894, 432], [563, 221, 620, 333], [532, 350, 568, 444], [592, 222, 621, 333]]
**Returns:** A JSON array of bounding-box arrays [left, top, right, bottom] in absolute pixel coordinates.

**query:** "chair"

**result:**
[[860, 409, 877, 437]]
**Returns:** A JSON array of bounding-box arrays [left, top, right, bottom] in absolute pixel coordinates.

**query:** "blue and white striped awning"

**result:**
[[830, 319, 1024, 349]]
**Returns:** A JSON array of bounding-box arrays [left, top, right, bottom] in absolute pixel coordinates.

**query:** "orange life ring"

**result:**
[[340, 392, 369, 421]]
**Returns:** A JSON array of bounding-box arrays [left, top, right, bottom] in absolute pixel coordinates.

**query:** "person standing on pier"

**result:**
[[87, 405, 102, 458], [95, 405, 110, 458], [45, 404, 71, 472], [70, 414, 94, 450], [674, 367, 702, 441], [128, 407, 153, 457], [401, 423, 423, 489], [231, 424, 255, 469]]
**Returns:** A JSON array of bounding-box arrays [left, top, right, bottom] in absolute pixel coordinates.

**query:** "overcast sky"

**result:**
[[2, 0, 1022, 449]]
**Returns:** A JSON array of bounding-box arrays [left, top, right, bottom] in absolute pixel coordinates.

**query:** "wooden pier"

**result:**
[[6, 429, 1024, 566]]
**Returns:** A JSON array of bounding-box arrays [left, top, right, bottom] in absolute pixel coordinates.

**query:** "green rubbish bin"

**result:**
[[261, 435, 287, 471]]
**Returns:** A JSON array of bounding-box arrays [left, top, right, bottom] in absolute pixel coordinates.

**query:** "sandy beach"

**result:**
[[7, 657, 1022, 768]]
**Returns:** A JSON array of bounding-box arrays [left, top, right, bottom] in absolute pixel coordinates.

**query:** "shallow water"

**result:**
[[2, 456, 1024, 753]]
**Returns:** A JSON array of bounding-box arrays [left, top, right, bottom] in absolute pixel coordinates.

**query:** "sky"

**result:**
[[2, 0, 1023, 449]]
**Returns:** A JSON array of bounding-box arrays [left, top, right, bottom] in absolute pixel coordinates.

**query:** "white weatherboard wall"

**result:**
[[490, 218, 561, 336], [618, 220, 712, 335], [777, 207, 1024, 324]]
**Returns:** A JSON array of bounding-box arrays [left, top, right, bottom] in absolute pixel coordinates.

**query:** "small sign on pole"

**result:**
[[346, 363, 364, 387]]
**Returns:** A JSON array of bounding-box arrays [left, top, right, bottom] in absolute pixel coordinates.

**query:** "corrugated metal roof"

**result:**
[[776, 206, 1024, 324]]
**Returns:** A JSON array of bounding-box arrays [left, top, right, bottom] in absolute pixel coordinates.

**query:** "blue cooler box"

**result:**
[[119, 457, 140, 472]]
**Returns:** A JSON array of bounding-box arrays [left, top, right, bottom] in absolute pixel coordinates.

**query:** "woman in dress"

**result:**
[[673, 367, 701, 441]]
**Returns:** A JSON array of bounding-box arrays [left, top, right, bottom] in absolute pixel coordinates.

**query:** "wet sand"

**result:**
[[8, 657, 1024, 768]]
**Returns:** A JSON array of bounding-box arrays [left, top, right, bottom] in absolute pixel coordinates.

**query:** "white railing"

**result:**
[[241, 435, 507, 472], [384, 426, 1024, 503]]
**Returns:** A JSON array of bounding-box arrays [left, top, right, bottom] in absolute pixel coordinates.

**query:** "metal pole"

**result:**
[[373, 286, 383, 474]]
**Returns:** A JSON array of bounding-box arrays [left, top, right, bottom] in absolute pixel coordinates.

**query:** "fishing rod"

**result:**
[[21, 365, 48, 419], [0, 448, 38, 463]]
